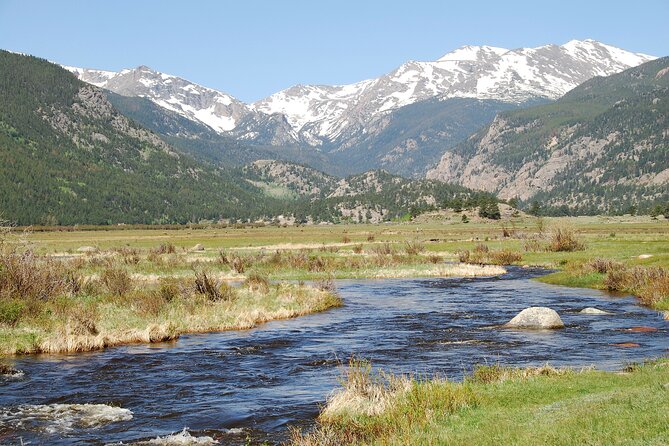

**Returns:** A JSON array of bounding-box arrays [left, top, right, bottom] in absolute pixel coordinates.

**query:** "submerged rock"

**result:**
[[0, 364, 22, 377], [625, 326, 658, 333], [505, 307, 564, 329], [580, 307, 612, 315], [611, 342, 640, 348]]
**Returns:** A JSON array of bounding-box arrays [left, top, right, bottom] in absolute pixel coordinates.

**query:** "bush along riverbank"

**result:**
[[457, 223, 669, 314], [290, 358, 669, 446], [0, 247, 342, 355]]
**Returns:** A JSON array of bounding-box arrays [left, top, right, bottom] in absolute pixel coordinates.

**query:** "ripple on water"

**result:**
[[106, 427, 248, 445], [0, 403, 132, 434]]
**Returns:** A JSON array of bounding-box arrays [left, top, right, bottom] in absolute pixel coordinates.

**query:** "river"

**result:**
[[1, 267, 666, 445]]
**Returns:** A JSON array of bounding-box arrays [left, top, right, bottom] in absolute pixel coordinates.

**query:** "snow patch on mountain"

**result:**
[[66, 65, 248, 132], [64, 40, 655, 145]]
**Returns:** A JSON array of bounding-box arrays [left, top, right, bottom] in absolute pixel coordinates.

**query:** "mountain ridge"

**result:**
[[65, 40, 654, 143]]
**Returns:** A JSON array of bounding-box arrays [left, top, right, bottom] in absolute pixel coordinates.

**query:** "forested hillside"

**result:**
[[0, 51, 496, 225], [427, 57, 669, 214], [0, 51, 270, 225]]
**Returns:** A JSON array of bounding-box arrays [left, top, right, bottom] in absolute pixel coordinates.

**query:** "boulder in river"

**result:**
[[579, 307, 612, 315], [505, 307, 564, 329]]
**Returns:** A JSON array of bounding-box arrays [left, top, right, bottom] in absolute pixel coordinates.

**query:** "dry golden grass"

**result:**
[[1, 283, 341, 355]]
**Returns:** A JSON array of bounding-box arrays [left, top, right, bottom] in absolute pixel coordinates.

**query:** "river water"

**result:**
[[1, 268, 667, 445]]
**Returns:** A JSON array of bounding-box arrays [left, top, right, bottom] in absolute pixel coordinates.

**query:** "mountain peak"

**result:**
[[436, 45, 508, 62]]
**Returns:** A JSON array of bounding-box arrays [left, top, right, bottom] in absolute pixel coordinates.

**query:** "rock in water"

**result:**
[[505, 307, 564, 329], [580, 307, 612, 315]]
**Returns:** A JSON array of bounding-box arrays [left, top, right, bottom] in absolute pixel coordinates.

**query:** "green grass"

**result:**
[[539, 271, 606, 289], [292, 360, 669, 446]]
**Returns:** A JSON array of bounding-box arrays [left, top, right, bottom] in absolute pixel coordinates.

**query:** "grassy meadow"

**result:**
[[291, 358, 669, 446], [2, 215, 668, 444]]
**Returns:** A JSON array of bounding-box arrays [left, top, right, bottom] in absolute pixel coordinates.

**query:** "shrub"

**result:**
[[371, 243, 395, 256], [459, 247, 521, 265], [457, 250, 471, 263], [308, 256, 327, 272], [230, 255, 251, 274], [489, 250, 523, 265], [244, 272, 270, 294], [474, 243, 489, 254], [100, 267, 133, 296], [194, 270, 222, 301], [403, 240, 425, 256], [217, 249, 230, 266], [587, 258, 623, 274], [342, 236, 351, 244], [0, 299, 25, 326], [218, 282, 237, 301], [0, 250, 69, 301], [603, 265, 669, 307], [523, 239, 543, 252], [546, 225, 585, 252], [352, 244, 364, 254], [428, 255, 442, 264], [152, 243, 176, 255], [157, 277, 184, 302]]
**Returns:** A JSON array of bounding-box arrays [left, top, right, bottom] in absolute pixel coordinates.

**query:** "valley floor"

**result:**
[[3, 215, 667, 355]]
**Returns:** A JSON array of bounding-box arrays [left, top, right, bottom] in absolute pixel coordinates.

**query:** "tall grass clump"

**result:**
[[194, 269, 224, 301], [244, 272, 270, 294], [403, 240, 425, 256], [546, 224, 585, 252], [0, 250, 71, 301], [458, 244, 522, 265], [604, 265, 669, 308], [99, 266, 133, 296]]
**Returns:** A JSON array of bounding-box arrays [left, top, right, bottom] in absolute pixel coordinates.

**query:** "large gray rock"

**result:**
[[580, 307, 612, 315], [505, 307, 564, 329]]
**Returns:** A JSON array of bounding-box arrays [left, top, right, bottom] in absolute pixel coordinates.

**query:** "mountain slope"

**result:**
[[0, 51, 270, 225], [426, 57, 669, 214], [66, 40, 655, 176], [243, 160, 494, 223]]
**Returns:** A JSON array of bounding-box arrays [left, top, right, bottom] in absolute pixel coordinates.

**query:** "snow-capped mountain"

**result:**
[[65, 65, 250, 132], [67, 40, 654, 141], [252, 39, 654, 146], [65, 40, 655, 175]]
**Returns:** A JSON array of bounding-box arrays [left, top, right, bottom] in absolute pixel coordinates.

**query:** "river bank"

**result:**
[[291, 358, 669, 446]]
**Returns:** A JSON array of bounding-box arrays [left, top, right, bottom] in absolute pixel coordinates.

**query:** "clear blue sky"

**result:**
[[1, 0, 667, 102]]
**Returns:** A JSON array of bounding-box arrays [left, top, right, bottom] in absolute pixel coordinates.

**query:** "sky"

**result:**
[[1, 0, 667, 103]]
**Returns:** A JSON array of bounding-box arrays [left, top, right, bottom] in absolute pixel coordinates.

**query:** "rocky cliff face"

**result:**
[[426, 57, 669, 213]]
